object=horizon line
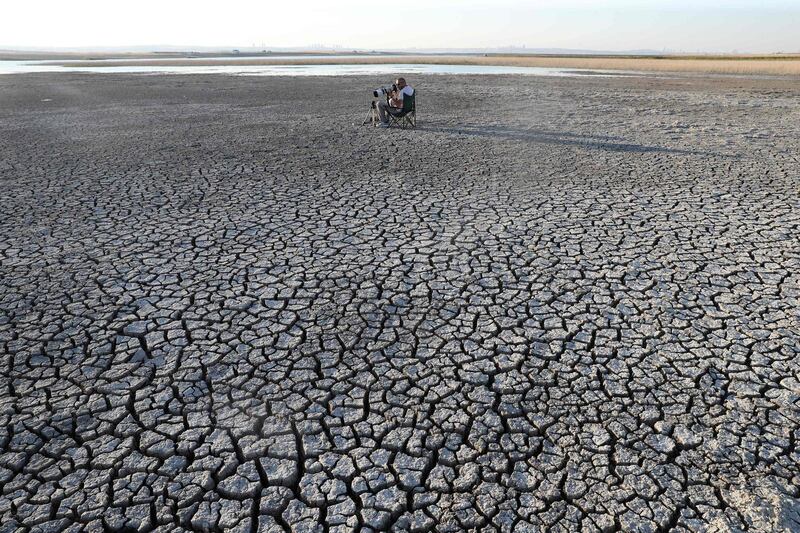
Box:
[3,45,800,57]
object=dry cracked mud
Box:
[0,73,799,532]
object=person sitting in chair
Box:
[376,77,414,128]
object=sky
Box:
[2,0,798,53]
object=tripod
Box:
[363,100,378,126]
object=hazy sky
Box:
[3,0,798,53]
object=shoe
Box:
[378,122,390,128]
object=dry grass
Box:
[48,54,800,76]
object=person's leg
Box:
[376,100,391,124]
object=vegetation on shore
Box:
[40,54,800,76]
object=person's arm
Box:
[392,87,412,107]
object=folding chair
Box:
[388,91,417,129]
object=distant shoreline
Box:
[0,50,394,61]
[13,54,799,77]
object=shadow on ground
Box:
[420,124,721,156]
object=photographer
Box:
[376,77,414,128]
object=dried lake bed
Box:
[0,72,798,531]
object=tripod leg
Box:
[363,104,376,125]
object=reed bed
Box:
[51,54,800,76]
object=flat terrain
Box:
[0,73,799,532]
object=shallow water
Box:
[0,58,638,77]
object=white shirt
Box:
[397,85,414,102]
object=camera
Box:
[373,84,397,98]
